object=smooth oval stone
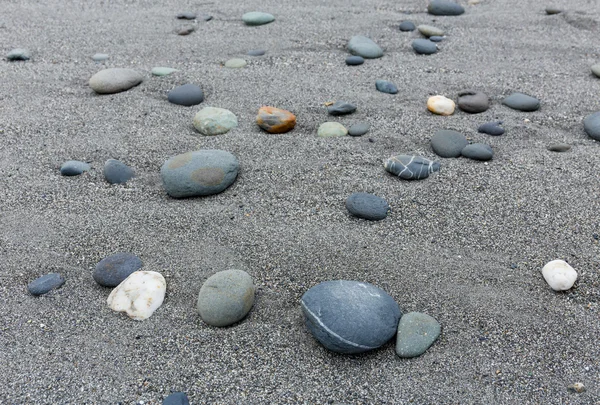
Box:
[395,312,441,358]
[417,24,444,37]
[167,84,204,106]
[152,67,178,76]
[345,193,390,221]
[583,111,600,141]
[93,252,143,287]
[348,122,370,136]
[7,48,30,61]
[376,80,398,94]
[163,392,190,405]
[412,39,437,55]
[197,270,255,327]
[161,150,239,198]
[248,49,266,56]
[318,122,347,138]
[427,95,455,115]
[107,271,166,320]
[542,260,577,291]
[60,160,91,176]
[478,121,504,136]
[457,90,489,113]
[176,12,196,19]
[89,68,143,94]
[431,130,468,158]
[502,92,540,112]
[545,7,562,15]
[176,25,196,35]
[193,107,238,135]
[345,55,364,66]
[199,14,213,21]
[428,0,465,16]
[225,58,246,68]
[328,101,356,116]
[242,12,275,26]
[461,143,493,161]
[256,106,296,133]
[301,280,401,354]
[28,273,65,296]
[399,21,416,31]
[429,36,444,42]
[347,35,383,59]
[547,143,571,152]
[591,63,600,78]
[91,53,109,62]
[384,155,440,180]
[104,159,135,184]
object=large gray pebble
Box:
[412,39,437,55]
[461,143,493,161]
[345,193,390,221]
[28,273,65,296]
[502,92,540,112]
[384,155,440,180]
[89,68,143,94]
[347,35,383,59]
[431,130,468,158]
[197,270,255,327]
[104,159,135,184]
[167,84,204,106]
[428,0,465,16]
[583,111,600,141]
[60,160,90,176]
[93,253,143,287]
[457,90,489,113]
[395,312,441,358]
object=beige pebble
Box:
[427,95,455,116]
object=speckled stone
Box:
[167,84,204,106]
[412,39,437,55]
[93,253,143,287]
[478,121,505,136]
[583,111,600,141]
[376,80,398,94]
[193,107,238,135]
[502,92,540,112]
[347,35,383,59]
[328,101,356,116]
[89,68,143,94]
[345,56,364,66]
[28,273,65,296]
[242,12,275,26]
[197,270,255,327]
[547,143,571,152]
[384,155,440,180]
[395,312,441,358]
[428,0,465,16]
[431,130,468,158]
[461,143,493,161]
[348,122,370,136]
[399,21,416,31]
[318,122,348,138]
[60,160,91,176]
[345,193,390,221]
[104,159,135,184]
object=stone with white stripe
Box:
[384,155,440,180]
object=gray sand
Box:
[1,0,600,403]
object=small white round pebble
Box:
[427,95,455,116]
[542,259,577,291]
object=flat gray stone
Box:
[347,35,383,59]
[248,49,266,56]
[328,101,356,116]
[417,24,444,37]
[395,312,441,358]
[7,48,30,61]
[547,143,571,152]
[502,92,540,112]
[412,39,437,55]
[478,121,504,136]
[399,21,416,31]
[461,143,493,161]
[93,253,143,287]
[346,193,390,220]
[242,12,275,26]
[152,67,178,76]
[431,130,468,158]
[176,12,196,19]
[345,56,364,66]
[592,63,600,78]
[89,68,143,94]
[457,90,489,113]
[384,155,440,180]
[104,159,134,184]
[428,0,465,16]
[376,80,398,94]
[91,53,109,62]
[197,270,255,327]
[583,111,600,141]
[348,122,370,136]
[60,160,90,176]
[167,84,204,106]
[163,392,190,405]
[28,273,65,296]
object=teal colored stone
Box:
[317,122,347,137]
[224,58,246,68]
[197,270,255,327]
[193,107,238,135]
[152,67,178,76]
[242,12,275,26]
[395,312,441,358]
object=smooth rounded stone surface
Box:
[104,159,135,184]
[461,143,493,161]
[545,7,563,15]
[591,63,600,78]
[345,55,364,66]
[417,24,444,37]
[248,49,266,56]
[478,121,505,136]
[176,12,196,19]
[395,312,441,358]
[91,53,109,62]
[193,107,238,135]
[7,48,30,61]
[502,92,540,112]
[199,14,213,21]
[161,150,239,198]
[427,95,455,115]
[412,39,437,55]
[93,253,143,287]
[60,160,90,176]
[347,35,383,59]
[399,21,416,31]
[256,106,296,133]
[28,273,65,296]
[318,122,347,138]
[583,111,600,141]
[429,36,444,42]
[225,58,246,68]
[428,0,465,16]
[328,101,356,116]
[176,25,195,35]
[242,12,275,26]
[300,280,401,354]
[152,67,178,76]
[431,130,468,158]
[107,271,166,320]
[457,90,489,113]
[376,80,398,94]
[384,155,440,180]
[89,68,143,94]
[547,143,571,152]
[348,122,370,136]
[167,84,204,106]
[568,383,586,393]
[345,193,390,221]
[197,270,255,327]
[542,260,577,291]
[163,392,190,405]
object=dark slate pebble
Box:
[28,273,65,296]
[583,111,600,141]
[345,56,364,66]
[384,155,440,180]
[428,0,465,16]
[348,122,370,136]
[93,253,143,287]
[457,90,489,113]
[429,36,444,42]
[375,80,398,94]
[60,160,91,176]
[167,84,204,106]
[547,143,571,152]
[412,39,437,55]
[346,192,390,221]
[431,130,468,158]
[478,121,505,136]
[328,101,356,116]
[104,159,135,184]
[461,143,493,161]
[176,12,196,19]
[502,92,540,112]
[399,21,416,31]
[248,49,266,56]
[163,392,190,405]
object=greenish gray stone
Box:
[152,67,178,76]
[224,58,247,68]
[395,312,441,358]
[7,48,30,61]
[347,35,383,59]
[317,122,347,137]
[242,12,275,26]
[193,107,238,135]
[89,68,143,94]
[197,270,255,327]
[591,63,600,78]
[417,25,444,37]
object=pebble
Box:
[542,260,577,291]
[28,273,65,296]
[478,121,505,136]
[417,24,444,37]
[7,48,30,61]
[60,160,90,176]
[193,107,238,135]
[429,36,444,42]
[197,270,255,327]
[461,143,493,161]
[545,7,563,15]
[328,101,356,116]
[345,193,390,221]
[317,122,348,138]
[242,12,275,26]
[93,253,143,287]
[399,21,416,31]
[547,143,571,152]
[345,55,364,66]
[199,14,213,21]
[152,67,178,76]
[248,49,266,56]
[395,312,441,358]
[457,90,489,113]
[300,280,401,354]
[107,271,166,320]
[161,150,239,198]
[347,35,383,59]
[348,122,370,136]
[431,130,468,158]
[591,63,600,78]
[176,12,196,19]
[412,39,438,55]
[428,0,465,16]
[89,68,143,94]
[167,84,204,106]
[163,392,190,405]
[583,111,600,141]
[427,95,455,115]
[224,58,246,68]
[384,155,440,180]
[375,80,398,94]
[91,53,109,62]
[176,25,196,35]
[104,159,135,184]
[256,106,296,133]
[502,92,540,112]
[567,383,586,393]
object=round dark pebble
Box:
[412,39,437,55]
[345,56,364,66]
[478,121,505,136]
[431,130,468,158]
[93,252,143,287]
[248,49,266,56]
[348,122,370,137]
[547,143,571,152]
[328,101,357,116]
[399,21,416,31]
[60,160,90,176]
[28,273,65,296]
[461,143,493,161]
[167,83,204,106]
[346,193,390,220]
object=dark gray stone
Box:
[248,49,266,56]
[478,121,505,136]
[384,155,440,180]
[167,84,204,106]
[199,14,213,21]
[301,280,401,354]
[104,159,135,184]
[547,143,571,152]
[502,92,540,112]
[347,35,383,59]
[348,122,370,136]
[461,143,493,161]
[395,312,441,358]
[412,39,437,55]
[346,193,390,221]
[375,80,398,94]
[197,270,255,327]
[7,48,30,61]
[583,111,600,141]
[345,56,364,66]
[60,160,91,176]
[399,21,416,31]
[429,36,444,42]
[163,392,190,405]
[176,12,196,19]
[431,130,468,158]
[176,25,196,35]
[28,273,65,296]
[545,7,562,15]
[457,90,489,113]
[93,253,143,287]
[428,0,465,16]
[328,101,356,116]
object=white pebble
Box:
[427,95,455,116]
[542,260,577,291]
[107,271,166,320]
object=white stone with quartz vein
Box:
[107,271,166,320]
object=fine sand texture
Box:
[1,0,600,403]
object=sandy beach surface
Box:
[1,0,600,403]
